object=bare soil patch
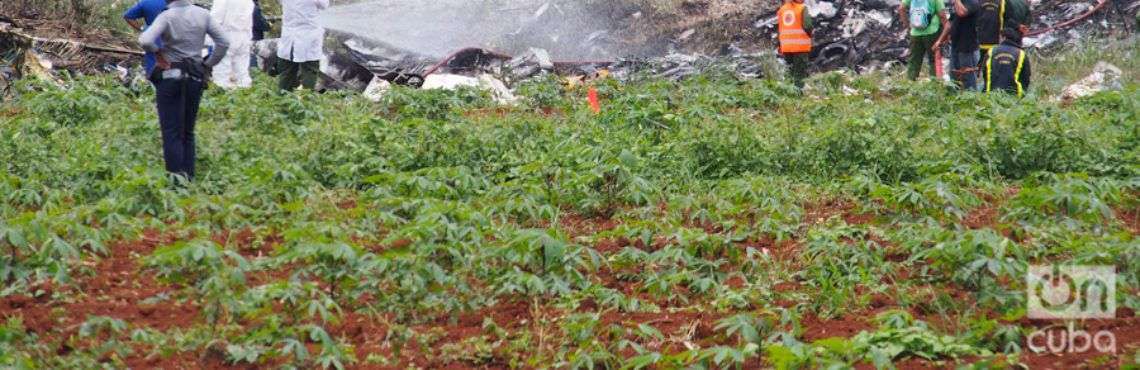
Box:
[800,313,874,342]
[1117,206,1140,235]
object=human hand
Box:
[156,53,171,70]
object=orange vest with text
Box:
[778,3,812,54]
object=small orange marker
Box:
[934,47,945,81]
[587,86,601,114]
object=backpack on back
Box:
[910,0,933,29]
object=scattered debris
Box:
[1,17,139,69]
[4,0,1134,100]
[753,0,908,72]
[422,73,518,104]
[1023,33,1060,49]
[677,29,697,42]
[807,0,840,19]
[0,65,14,96]
[1060,61,1124,103]
[362,77,391,102]
[607,52,771,81]
[502,47,556,83]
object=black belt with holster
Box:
[149,59,209,87]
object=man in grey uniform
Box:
[139,0,229,182]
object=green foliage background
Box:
[0,38,1137,369]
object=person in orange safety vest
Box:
[777,0,813,88]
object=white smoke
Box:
[319,0,623,60]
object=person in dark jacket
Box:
[253,0,271,41]
[984,29,1030,98]
[251,0,271,70]
[976,0,1030,53]
[934,0,981,90]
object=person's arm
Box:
[899,0,912,37]
[1020,54,1030,92]
[934,16,953,50]
[933,10,951,48]
[954,0,969,17]
[802,7,814,36]
[125,18,143,31]
[139,15,169,69]
[123,3,145,31]
[899,4,909,27]
[138,15,167,54]
[204,17,231,67]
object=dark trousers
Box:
[155,77,205,181]
[277,57,319,91]
[783,53,810,88]
[907,33,939,80]
[950,49,980,91]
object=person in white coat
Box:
[210,0,255,89]
[277,0,329,91]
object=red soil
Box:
[800,313,875,342]
[0,233,198,333]
[0,231,204,368]
[803,199,876,226]
[1014,308,1140,369]
[210,227,268,257]
[559,213,620,238]
[963,205,999,230]
[595,235,670,254]
[599,310,724,347]
[1117,207,1139,235]
[739,237,801,262]
[337,199,358,210]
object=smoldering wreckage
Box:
[1,0,1137,100]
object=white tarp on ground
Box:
[422,73,519,104]
[364,73,518,104]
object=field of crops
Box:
[1,43,1138,369]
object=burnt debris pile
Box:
[750,0,1136,72]
[754,0,906,71]
[310,0,1136,91]
[1,0,1136,91]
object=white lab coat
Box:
[277,0,329,63]
[210,0,255,88]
